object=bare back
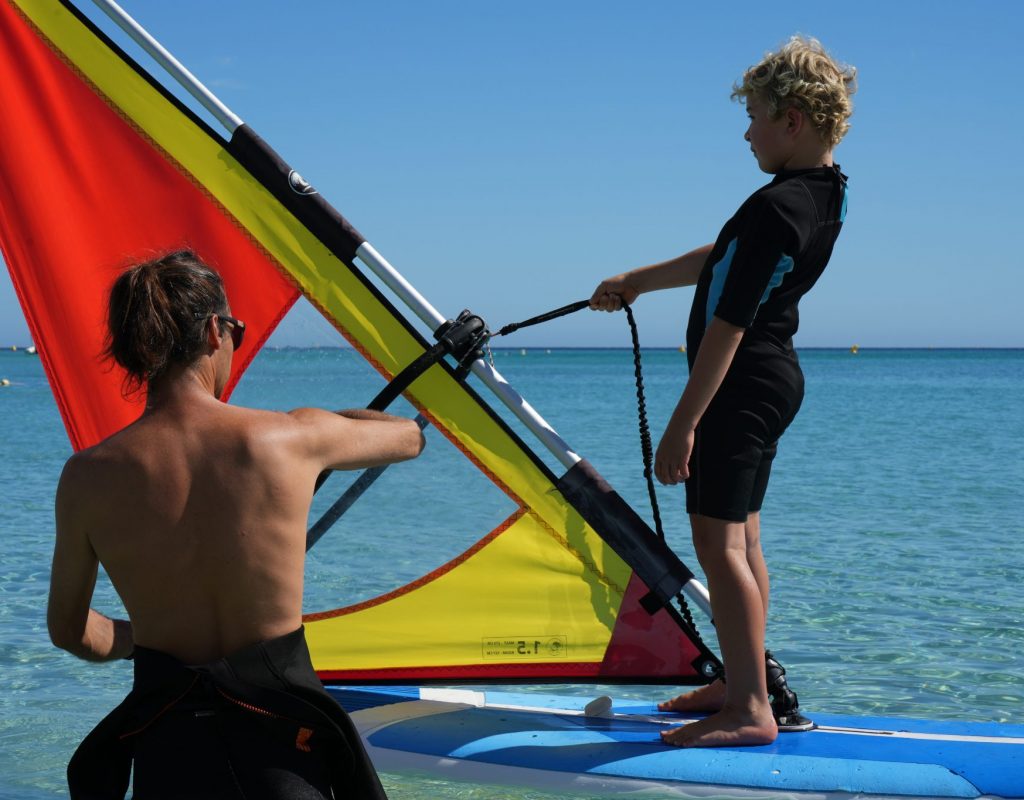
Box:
[54,389,423,665]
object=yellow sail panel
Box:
[306,511,630,677]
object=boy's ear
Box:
[785,106,805,136]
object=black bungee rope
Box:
[493,299,706,642]
[496,302,835,706]
[493,298,707,654]
[621,303,666,543]
[494,299,591,338]
[493,298,665,542]
[310,299,666,541]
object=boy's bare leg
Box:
[659,512,768,714]
[660,514,777,747]
[744,511,770,620]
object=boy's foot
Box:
[659,705,777,748]
[657,678,727,713]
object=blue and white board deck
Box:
[328,686,1024,799]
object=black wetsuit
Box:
[67,627,387,800]
[685,165,848,522]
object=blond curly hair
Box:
[732,36,857,147]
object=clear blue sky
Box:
[2,0,1022,348]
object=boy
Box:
[590,36,856,748]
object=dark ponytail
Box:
[104,250,228,394]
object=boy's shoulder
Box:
[760,170,820,202]
[754,169,842,222]
[736,174,813,225]
[726,170,843,245]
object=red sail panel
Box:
[599,573,708,677]
[0,0,299,451]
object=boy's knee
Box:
[690,515,747,562]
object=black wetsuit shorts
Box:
[685,347,804,522]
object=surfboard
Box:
[329,686,1024,799]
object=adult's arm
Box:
[48,460,133,661]
[288,407,425,472]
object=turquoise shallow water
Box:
[1,347,1022,799]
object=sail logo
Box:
[482,636,567,659]
[288,170,317,196]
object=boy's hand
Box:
[655,418,694,485]
[589,275,640,311]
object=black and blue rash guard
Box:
[683,165,848,522]
[687,165,848,365]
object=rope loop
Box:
[495,297,705,640]
[496,298,666,541]
[621,301,665,541]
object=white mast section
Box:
[90,0,243,132]
[86,0,711,619]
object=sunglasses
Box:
[217,314,246,349]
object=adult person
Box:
[48,250,424,798]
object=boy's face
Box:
[744,96,794,174]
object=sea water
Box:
[1,347,1022,799]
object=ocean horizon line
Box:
[254,345,1024,352]
[3,344,1021,355]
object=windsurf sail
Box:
[0,0,721,684]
